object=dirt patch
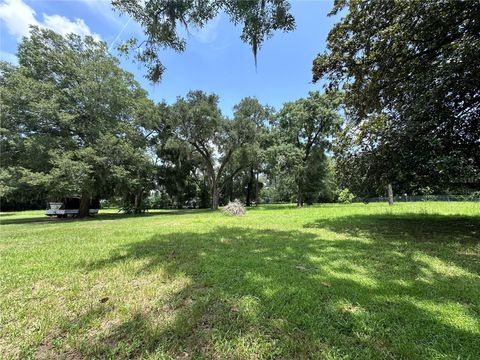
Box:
[36,333,84,360]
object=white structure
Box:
[45,198,99,217]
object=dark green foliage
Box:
[156,138,200,208]
[314,0,480,196]
[160,91,261,209]
[0,28,156,214]
[302,148,333,204]
[269,91,342,206]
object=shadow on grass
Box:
[41,217,480,359]
[248,204,299,211]
[0,216,57,225]
[248,203,347,211]
[0,209,213,226]
[304,213,480,244]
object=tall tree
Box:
[273,91,342,206]
[232,97,273,206]
[313,0,480,194]
[156,137,200,208]
[0,27,155,216]
[112,0,295,81]
[168,91,256,209]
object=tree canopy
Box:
[0,28,339,212]
[165,91,259,209]
[3,0,478,212]
[0,27,156,215]
[313,0,480,195]
[269,91,342,206]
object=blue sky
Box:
[0,0,339,116]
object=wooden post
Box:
[387,183,394,206]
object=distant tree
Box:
[101,128,157,214]
[112,0,295,82]
[168,91,257,210]
[263,142,302,203]
[302,147,332,204]
[232,97,273,206]
[272,91,342,206]
[319,157,338,203]
[313,0,480,195]
[156,137,200,208]
[333,114,396,197]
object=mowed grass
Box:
[1,202,479,359]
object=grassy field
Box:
[1,202,479,359]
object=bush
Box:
[419,186,436,201]
[222,199,246,216]
[338,188,355,204]
[467,191,480,201]
[120,201,146,214]
[144,192,173,209]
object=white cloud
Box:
[0,0,100,39]
[191,14,221,44]
[0,0,38,37]
[43,14,100,40]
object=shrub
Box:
[419,186,436,201]
[338,188,355,204]
[222,199,246,216]
[467,191,480,201]
[120,201,146,214]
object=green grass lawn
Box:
[1,202,479,359]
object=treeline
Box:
[0,28,341,214]
[2,1,479,215]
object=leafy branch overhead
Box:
[112,0,295,82]
[313,0,480,195]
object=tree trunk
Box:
[78,193,90,218]
[297,187,303,207]
[212,183,220,210]
[134,191,144,213]
[246,167,253,206]
[134,194,139,210]
[176,194,182,209]
[297,194,303,207]
[297,178,303,207]
[255,172,259,205]
[246,182,251,206]
[387,183,394,206]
